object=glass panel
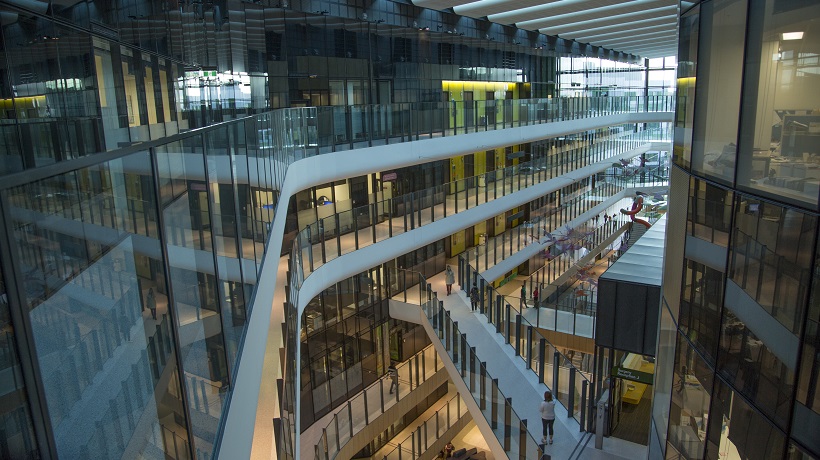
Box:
[690,0,746,183]
[717,296,795,429]
[666,331,712,460]
[8,151,189,458]
[706,378,786,460]
[156,137,227,457]
[649,300,676,458]
[0,246,40,458]
[736,0,820,209]
[687,178,733,246]
[729,196,814,334]
[679,259,723,365]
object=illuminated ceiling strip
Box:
[454,0,563,17]
[561,23,676,43]
[541,6,678,35]
[512,0,672,29]
[552,16,678,40]
[591,32,679,46]
[412,0,475,9]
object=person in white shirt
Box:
[540,390,556,444]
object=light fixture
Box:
[782,31,803,40]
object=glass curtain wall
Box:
[655,0,820,459]
[0,108,301,458]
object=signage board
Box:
[611,366,654,385]
[382,172,397,181]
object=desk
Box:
[622,381,647,405]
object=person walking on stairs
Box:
[540,390,556,445]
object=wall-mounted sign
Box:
[382,172,397,181]
[611,366,654,385]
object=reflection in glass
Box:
[0,255,40,458]
[666,331,712,459]
[690,0,746,183]
[706,378,786,460]
[736,0,820,209]
[8,151,189,458]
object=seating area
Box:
[450,447,487,460]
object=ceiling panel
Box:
[558,21,677,42]
[413,0,680,59]
[538,8,677,36]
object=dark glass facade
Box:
[653,0,820,458]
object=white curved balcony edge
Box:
[218,111,673,459]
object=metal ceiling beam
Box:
[454,0,562,18]
[556,15,678,40]
[595,39,678,57]
[539,9,677,37]
[412,0,476,9]
[613,42,678,55]
[512,0,671,29]
[590,31,677,46]
[560,22,676,42]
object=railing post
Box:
[526,326,533,370]
[538,339,546,384]
[445,318,452,354]
[364,389,369,426]
[458,257,465,291]
[515,314,522,356]
[491,378,499,429]
[520,419,528,460]
[480,362,487,410]
[479,277,486,315]
[452,321,458,364]
[504,397,512,451]
[460,334,467,377]
[495,297,502,334]
[320,428,328,460]
[415,353,420,388]
[437,301,444,335]
[581,380,588,432]
[470,346,476,393]
[569,367,576,418]
[553,351,560,397]
[380,379,385,413]
[348,401,354,439]
[334,415,340,453]
[505,304,511,344]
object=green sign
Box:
[611,366,654,385]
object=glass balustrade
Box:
[292,127,669,279]
[380,394,467,460]
[314,344,441,460]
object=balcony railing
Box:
[379,393,467,460]
[314,344,442,460]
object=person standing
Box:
[540,390,556,445]
[388,364,399,394]
[520,284,527,309]
[444,266,455,295]
[443,441,455,458]
[147,288,157,320]
[532,286,539,308]
[469,284,479,311]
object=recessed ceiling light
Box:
[782,32,804,40]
